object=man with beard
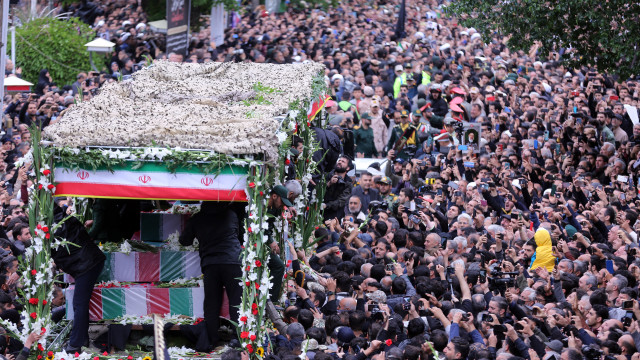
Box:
[345,196,367,221]
[323,156,353,221]
[376,176,396,208]
[522,239,537,269]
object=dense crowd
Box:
[1,0,640,359]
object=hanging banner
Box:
[53,163,248,201]
[166,0,191,55]
[210,4,225,47]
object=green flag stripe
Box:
[101,288,125,319]
[160,252,185,281]
[55,162,248,175]
[170,288,193,316]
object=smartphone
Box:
[514,323,524,331]
[493,325,507,335]
[504,162,510,169]
[573,106,577,113]
[533,139,539,149]
[618,175,629,183]
[551,184,557,196]
[386,263,395,271]
[544,130,549,141]
[437,189,443,196]
[606,259,615,274]
[458,145,468,151]
[623,300,634,309]
[479,270,486,283]
[464,161,475,168]
[562,182,571,189]
[482,314,494,322]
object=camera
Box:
[582,344,603,360]
[367,303,381,313]
[446,266,455,275]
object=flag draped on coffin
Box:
[53,162,248,201]
[64,285,229,320]
[100,251,202,282]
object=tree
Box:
[10,17,94,86]
[445,0,640,80]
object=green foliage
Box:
[11,17,95,86]
[142,0,240,31]
[445,0,640,79]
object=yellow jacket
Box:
[530,228,556,272]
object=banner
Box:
[166,0,191,55]
[54,162,248,201]
[210,4,225,47]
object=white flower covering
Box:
[43,61,324,164]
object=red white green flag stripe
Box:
[53,163,248,201]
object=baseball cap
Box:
[271,185,293,207]
[395,64,403,72]
[544,340,563,353]
[376,176,391,185]
[336,327,355,346]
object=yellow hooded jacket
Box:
[530,228,556,272]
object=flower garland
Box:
[52,146,259,175]
[238,166,272,359]
[113,314,203,326]
[1,127,59,354]
[162,231,199,251]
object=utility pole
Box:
[0,0,9,107]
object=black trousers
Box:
[69,260,104,348]
[202,264,242,348]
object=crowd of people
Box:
[1,0,640,359]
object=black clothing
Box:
[52,205,106,278]
[179,203,242,266]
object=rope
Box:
[15,31,88,73]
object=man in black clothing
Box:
[51,204,105,353]
[179,202,243,350]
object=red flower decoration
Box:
[250,334,256,341]
[47,184,55,190]
[74,352,79,358]
[385,339,392,346]
[103,352,108,356]
[315,226,319,230]
[285,159,290,165]
[246,266,251,272]
[255,260,262,267]
[42,226,49,233]
[127,356,132,360]
[37,355,43,360]
[286,260,292,266]
[307,121,311,127]
[42,300,47,305]
[41,327,46,334]
[240,331,249,339]
[245,281,250,286]
[247,227,252,233]
[247,344,254,354]
[240,316,248,323]
[259,191,264,196]
[252,309,259,315]
[248,182,256,188]
[30,312,37,319]
[94,357,99,360]
[29,298,38,305]
[252,303,258,309]
[31,269,37,276]
[43,169,51,176]
[37,224,42,230]
[48,351,54,357]
[38,184,43,190]
[37,344,44,351]
[306,206,310,211]
[255,283,260,290]
[45,233,50,239]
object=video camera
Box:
[488,270,519,294]
[368,200,388,215]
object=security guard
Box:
[386,110,418,160]
[376,176,397,209]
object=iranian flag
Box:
[54,162,248,201]
[67,286,208,320]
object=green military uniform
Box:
[353,123,378,158]
[387,112,418,160]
